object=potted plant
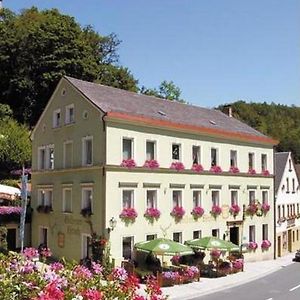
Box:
[144,207,161,222]
[191,164,204,172]
[143,160,159,169]
[81,207,92,217]
[248,168,256,175]
[261,240,271,250]
[246,202,258,216]
[261,203,270,215]
[247,241,258,251]
[170,206,185,221]
[170,162,185,171]
[229,204,240,217]
[119,207,138,224]
[210,165,222,173]
[191,206,204,220]
[120,159,136,168]
[210,205,222,218]
[262,170,270,176]
[229,166,240,173]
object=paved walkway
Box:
[160,253,295,300]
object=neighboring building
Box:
[31,76,277,264]
[275,152,300,257]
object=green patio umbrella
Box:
[134,238,194,256]
[185,236,239,252]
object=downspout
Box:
[273,146,277,260]
[101,113,107,238]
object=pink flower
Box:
[246,202,258,216]
[50,262,64,272]
[229,166,239,173]
[170,206,185,219]
[191,164,204,172]
[143,160,159,169]
[119,208,138,222]
[40,247,52,258]
[191,206,204,218]
[210,249,221,258]
[170,162,185,171]
[0,206,23,215]
[210,205,222,217]
[36,281,64,300]
[210,165,222,173]
[120,159,136,168]
[232,259,244,270]
[144,208,161,220]
[248,168,256,175]
[248,241,258,250]
[229,204,240,216]
[261,203,270,214]
[73,265,92,279]
[262,170,270,176]
[23,247,39,260]
[81,289,103,300]
[91,262,103,275]
[261,240,271,249]
[112,266,128,281]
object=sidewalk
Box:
[161,253,295,300]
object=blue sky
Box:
[5,0,300,108]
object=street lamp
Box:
[108,217,117,233]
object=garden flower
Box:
[191,206,204,218]
[229,204,240,216]
[37,281,64,300]
[73,265,93,279]
[112,266,128,282]
[246,202,258,216]
[229,166,240,173]
[144,207,161,221]
[248,241,258,250]
[170,206,185,219]
[50,262,64,272]
[210,165,222,173]
[120,159,136,168]
[191,164,204,172]
[119,207,138,222]
[210,205,222,217]
[23,247,39,260]
[261,240,271,249]
[91,262,103,275]
[170,162,185,171]
[248,168,256,175]
[81,289,103,300]
[210,249,221,258]
[40,247,52,258]
[261,203,270,214]
[0,206,22,215]
[262,170,270,176]
[143,159,159,169]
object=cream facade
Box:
[31,77,276,265]
[275,153,300,257]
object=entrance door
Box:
[230,227,239,245]
[277,236,281,257]
[7,228,16,251]
[288,230,292,252]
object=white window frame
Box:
[39,226,49,246]
[38,189,53,208]
[262,190,268,205]
[122,235,134,260]
[193,230,202,239]
[81,233,91,259]
[122,189,134,209]
[192,145,201,165]
[211,147,218,166]
[63,140,73,168]
[193,190,202,207]
[248,152,255,170]
[146,234,157,241]
[65,104,75,124]
[62,188,72,213]
[146,140,156,160]
[81,187,93,212]
[261,154,267,172]
[231,190,238,206]
[82,136,93,166]
[230,150,237,167]
[212,190,220,206]
[173,232,182,243]
[249,190,256,203]
[172,190,182,207]
[38,146,46,170]
[52,109,61,128]
[172,143,181,161]
[122,137,134,160]
[146,190,158,209]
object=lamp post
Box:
[108,217,117,234]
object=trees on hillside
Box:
[218,101,300,163]
[0,7,139,126]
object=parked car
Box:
[293,250,300,262]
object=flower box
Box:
[170,206,185,220]
[229,166,240,173]
[247,241,258,250]
[120,159,136,168]
[261,240,271,250]
[37,205,52,214]
[143,159,159,169]
[246,202,258,216]
[261,203,270,214]
[191,206,204,219]
[119,207,138,223]
[191,164,204,172]
[170,162,185,171]
[262,170,270,176]
[210,165,222,173]
[210,249,221,259]
[229,204,240,217]
[144,207,161,222]
[248,168,256,175]
[210,205,222,217]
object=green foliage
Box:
[0,119,31,171]
[0,7,138,126]
[0,179,20,188]
[218,101,300,163]
[0,104,12,121]
[0,227,7,251]
[141,80,185,103]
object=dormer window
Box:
[53,109,61,128]
[65,104,74,124]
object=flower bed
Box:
[0,248,167,299]
[120,159,136,168]
[170,206,185,220]
[261,240,271,250]
[229,166,240,173]
[170,162,185,171]
[119,207,138,223]
[191,206,204,219]
[143,159,159,169]
[210,205,222,217]
[144,207,161,222]
[210,249,221,259]
[210,165,222,173]
[229,204,240,217]
[248,241,258,251]
[191,164,204,172]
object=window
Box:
[289,159,292,171]
[81,234,91,259]
[38,189,53,209]
[146,190,157,208]
[38,147,46,170]
[230,150,237,167]
[292,179,295,193]
[262,191,268,205]
[65,104,74,124]
[146,141,156,160]
[297,204,299,215]
[146,234,157,241]
[211,148,218,166]
[277,206,281,220]
[64,141,73,168]
[193,191,201,207]
[212,229,219,238]
[262,224,268,240]
[231,191,238,206]
[192,146,201,164]
[172,190,182,207]
[82,188,93,211]
[123,190,134,208]
[82,137,93,166]
[212,191,219,206]
[122,236,134,259]
[282,205,285,218]
[261,154,267,172]
[248,153,255,170]
[63,188,72,213]
[286,178,290,193]
[173,232,182,243]
[249,225,255,242]
[172,144,181,160]
[39,227,48,246]
[193,230,202,239]
[53,109,61,128]
[47,145,54,169]
[123,138,133,160]
[249,191,255,203]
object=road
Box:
[191,262,300,300]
